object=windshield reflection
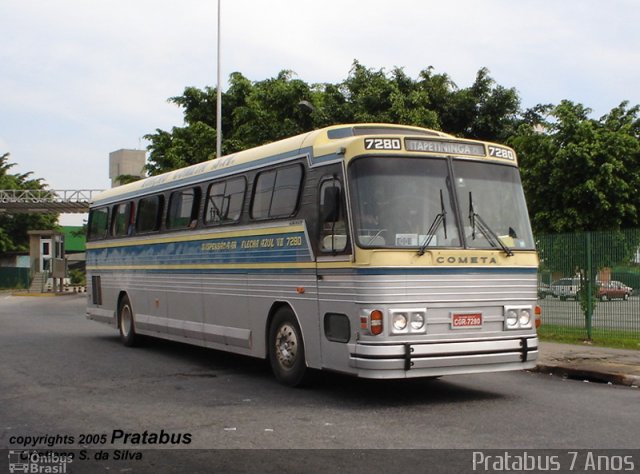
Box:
[349,157,535,251]
[454,160,534,250]
[350,157,460,249]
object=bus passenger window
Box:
[206,182,226,224]
[136,195,163,233]
[87,207,109,241]
[111,203,131,237]
[319,179,347,253]
[205,177,246,225]
[270,166,302,217]
[251,165,303,219]
[167,188,201,230]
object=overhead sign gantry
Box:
[0,189,103,214]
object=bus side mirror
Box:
[321,186,341,223]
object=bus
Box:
[86,123,539,386]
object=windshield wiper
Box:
[418,189,447,256]
[468,191,514,257]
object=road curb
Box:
[534,364,640,387]
[10,291,80,297]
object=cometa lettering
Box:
[436,256,498,264]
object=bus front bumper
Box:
[348,336,538,379]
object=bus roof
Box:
[91,123,495,206]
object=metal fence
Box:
[537,229,640,342]
[0,267,30,289]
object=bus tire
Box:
[118,294,138,347]
[268,307,308,387]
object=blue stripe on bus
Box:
[88,265,536,276]
[338,267,537,276]
[89,267,317,275]
[86,231,312,267]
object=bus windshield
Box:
[350,157,461,249]
[453,160,535,251]
[349,157,535,251]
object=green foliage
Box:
[143,61,640,242]
[115,174,143,185]
[144,62,521,174]
[144,122,217,176]
[0,153,58,253]
[510,101,640,233]
[538,325,640,350]
[538,230,640,277]
[69,268,86,286]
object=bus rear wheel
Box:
[118,295,138,347]
[268,307,308,387]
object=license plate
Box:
[451,312,483,329]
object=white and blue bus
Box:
[86,124,539,386]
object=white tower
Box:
[109,149,146,187]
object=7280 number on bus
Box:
[364,138,401,150]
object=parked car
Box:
[597,281,632,301]
[537,283,554,299]
[550,278,580,300]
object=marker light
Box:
[370,310,384,336]
[535,305,542,328]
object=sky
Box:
[1,0,639,225]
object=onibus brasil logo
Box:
[7,450,72,473]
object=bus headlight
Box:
[504,306,533,330]
[411,313,425,331]
[393,313,408,331]
[390,308,427,334]
[505,309,519,329]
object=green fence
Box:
[0,267,30,289]
[536,229,640,345]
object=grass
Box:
[538,324,640,351]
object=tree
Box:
[0,153,58,253]
[446,67,520,141]
[510,100,640,234]
[145,122,217,176]
[144,62,523,174]
[513,102,640,339]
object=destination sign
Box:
[405,138,485,157]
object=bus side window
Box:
[319,178,347,253]
[167,187,201,230]
[87,207,109,241]
[111,202,131,237]
[204,177,246,226]
[251,165,303,220]
[136,195,163,234]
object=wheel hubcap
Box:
[121,305,132,337]
[275,323,297,369]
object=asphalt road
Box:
[1,294,639,473]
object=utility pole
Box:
[216,0,222,159]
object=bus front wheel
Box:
[118,295,138,347]
[268,307,308,387]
